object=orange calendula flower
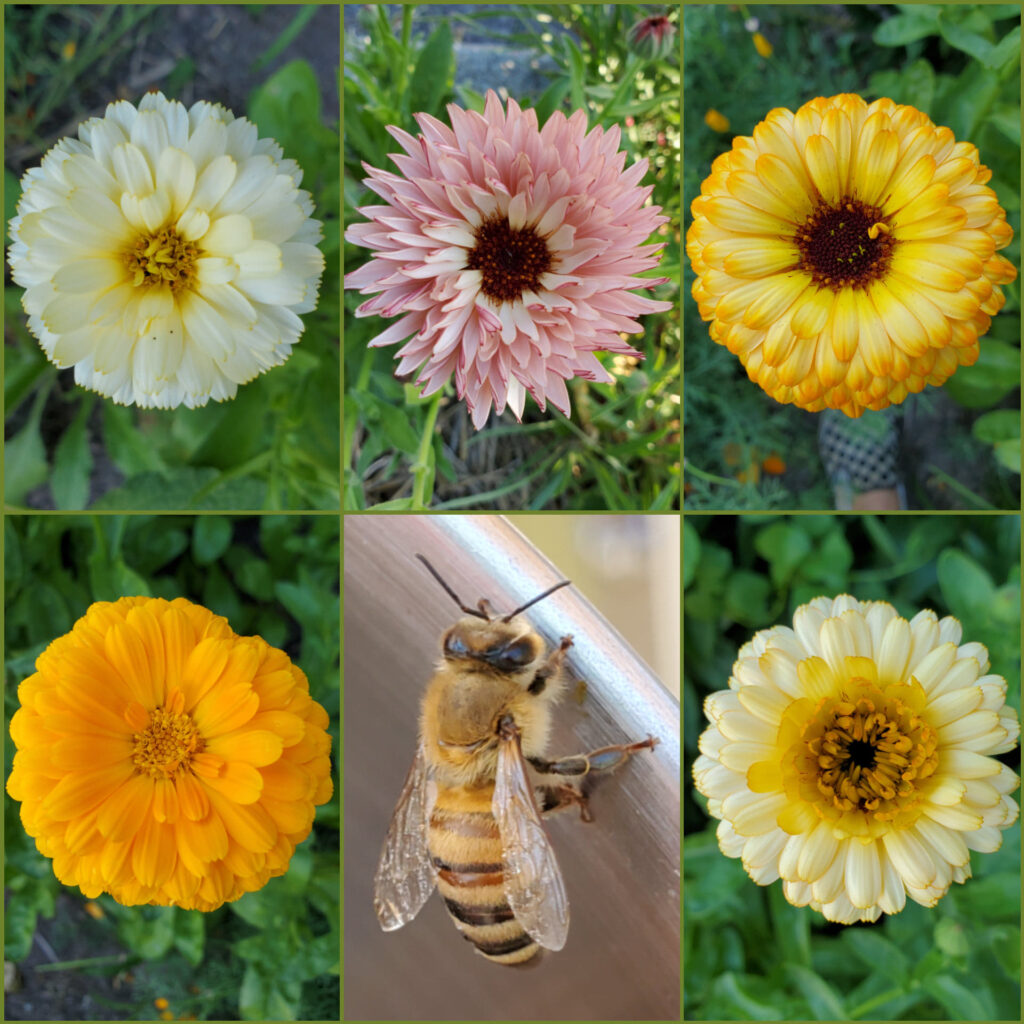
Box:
[6,597,334,911]
[752,31,773,58]
[704,108,730,133]
[687,94,1017,417]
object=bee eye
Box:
[491,640,533,672]
[444,634,468,657]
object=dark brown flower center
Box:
[125,227,198,294]
[796,198,895,290]
[466,216,552,303]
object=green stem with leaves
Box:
[410,391,441,509]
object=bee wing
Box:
[373,743,437,931]
[494,729,570,951]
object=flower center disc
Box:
[131,706,204,778]
[796,198,895,290]
[466,216,552,303]
[125,227,198,294]
[794,680,938,823]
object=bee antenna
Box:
[502,579,571,622]
[415,554,490,621]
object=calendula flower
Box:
[7,92,324,409]
[345,91,670,429]
[693,595,1019,924]
[6,597,333,911]
[704,109,730,133]
[687,94,1017,417]
[752,31,773,58]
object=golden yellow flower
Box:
[704,108,731,133]
[693,595,1019,924]
[687,94,1017,416]
[6,597,333,911]
[752,31,773,58]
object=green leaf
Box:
[783,963,845,1020]
[683,520,701,588]
[172,910,205,966]
[116,907,175,959]
[988,104,1022,146]
[873,8,941,46]
[937,548,996,616]
[931,975,991,1020]
[943,339,1020,408]
[192,516,233,564]
[350,391,420,455]
[51,397,95,509]
[4,420,48,507]
[407,22,454,119]
[754,521,812,587]
[994,437,1020,473]
[973,408,1020,445]
[239,964,301,1021]
[723,570,773,627]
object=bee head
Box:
[441,615,546,678]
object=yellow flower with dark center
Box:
[687,94,1017,417]
[693,595,1019,924]
[6,597,334,911]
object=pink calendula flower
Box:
[345,91,671,429]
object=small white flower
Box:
[8,92,325,409]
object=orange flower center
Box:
[125,227,198,294]
[466,216,553,303]
[791,681,938,823]
[130,705,205,778]
[796,197,895,291]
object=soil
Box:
[4,893,136,1021]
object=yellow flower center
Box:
[788,679,938,825]
[795,197,895,290]
[130,703,204,778]
[125,227,198,294]
[466,216,553,304]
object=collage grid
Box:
[0,3,1020,1024]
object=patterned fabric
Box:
[818,408,901,493]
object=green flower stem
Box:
[684,460,742,488]
[35,954,128,973]
[410,391,442,509]
[848,986,906,1020]
[343,345,376,473]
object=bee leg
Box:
[527,635,573,696]
[529,737,657,820]
[528,735,657,778]
[537,783,593,823]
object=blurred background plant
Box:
[684,4,1021,510]
[683,513,1021,1019]
[344,3,679,510]
[4,514,339,1021]
[4,5,340,511]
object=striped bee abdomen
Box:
[428,784,540,965]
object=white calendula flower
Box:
[693,595,1019,924]
[7,92,324,408]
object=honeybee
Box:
[374,555,657,966]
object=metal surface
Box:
[344,515,680,1021]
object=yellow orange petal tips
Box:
[687,94,1017,416]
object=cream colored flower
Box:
[7,92,324,408]
[693,595,1019,924]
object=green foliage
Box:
[4,515,339,1021]
[4,7,339,511]
[344,4,679,510]
[684,514,1021,1020]
[684,4,1021,509]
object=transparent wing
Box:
[494,727,570,950]
[373,743,437,931]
